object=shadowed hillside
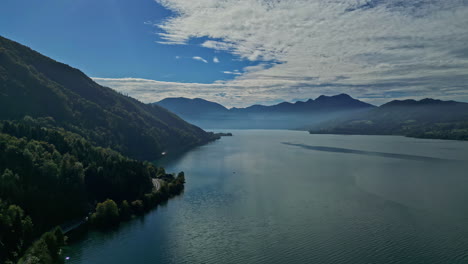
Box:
[308,98,468,140]
[0,36,218,160]
[157,97,229,117]
[0,36,219,263]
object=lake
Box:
[64,130,468,263]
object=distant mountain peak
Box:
[315,93,352,101]
[315,95,330,101]
[155,97,228,117]
[382,98,461,107]
[336,93,353,99]
[309,94,374,109]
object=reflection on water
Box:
[65,131,468,264]
[281,142,451,162]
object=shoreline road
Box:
[152,178,161,192]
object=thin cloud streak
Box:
[192,56,208,63]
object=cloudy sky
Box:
[2,0,468,107]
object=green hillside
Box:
[0,36,219,263]
[0,36,218,160]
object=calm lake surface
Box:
[65,130,468,264]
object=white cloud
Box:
[192,56,208,63]
[222,71,241,75]
[213,56,220,63]
[93,75,468,108]
[151,0,468,104]
[97,0,468,106]
[202,40,235,51]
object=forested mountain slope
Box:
[0,36,214,263]
[0,118,186,263]
[0,36,218,160]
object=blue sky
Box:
[1,0,468,107]
[0,0,255,83]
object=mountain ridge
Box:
[0,35,218,160]
[154,94,375,129]
[308,98,468,140]
[156,93,375,114]
[157,97,229,117]
[381,98,460,108]
[155,95,468,139]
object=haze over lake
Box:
[65,130,468,264]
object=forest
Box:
[0,36,217,263]
[0,118,185,263]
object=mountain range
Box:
[155,94,375,129]
[231,94,374,113]
[308,98,468,140]
[156,96,468,140]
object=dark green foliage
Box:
[158,172,185,197]
[0,36,218,160]
[101,172,188,221]
[134,173,185,213]
[0,36,192,262]
[130,200,144,216]
[176,172,185,184]
[119,200,131,221]
[0,131,87,231]
[0,119,171,260]
[0,118,157,228]
[90,199,120,227]
[156,167,166,177]
[309,99,468,140]
[216,132,233,137]
[0,118,188,259]
[17,227,65,264]
[0,200,34,263]
[169,172,186,194]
